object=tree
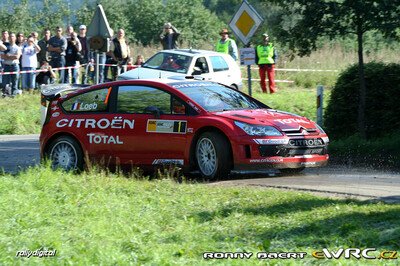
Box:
[264,0,400,138]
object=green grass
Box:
[0,92,41,135]
[0,166,399,265]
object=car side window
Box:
[62,87,111,112]
[210,56,229,72]
[194,57,209,73]
[117,85,171,114]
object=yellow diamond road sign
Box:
[229,0,264,45]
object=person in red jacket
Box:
[255,33,278,94]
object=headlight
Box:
[235,121,282,136]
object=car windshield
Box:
[171,82,265,112]
[143,52,192,74]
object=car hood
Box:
[118,67,185,80]
[213,109,317,130]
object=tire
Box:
[280,168,305,175]
[195,132,231,180]
[46,136,83,171]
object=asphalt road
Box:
[1,134,399,203]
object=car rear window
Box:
[61,87,111,112]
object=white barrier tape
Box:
[0,64,88,75]
[243,78,294,83]
[241,66,338,72]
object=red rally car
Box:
[40,79,329,179]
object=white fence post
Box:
[317,85,324,126]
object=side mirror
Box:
[191,66,202,75]
[144,106,161,118]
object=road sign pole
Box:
[317,85,324,126]
[95,52,99,84]
[247,64,252,96]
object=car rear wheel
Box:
[195,132,231,180]
[47,136,83,171]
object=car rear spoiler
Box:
[41,83,90,101]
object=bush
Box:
[325,62,400,139]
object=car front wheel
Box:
[195,132,231,180]
[46,136,83,171]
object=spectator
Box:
[36,61,56,86]
[1,32,22,95]
[255,33,278,94]
[48,26,67,83]
[65,25,74,38]
[134,54,145,66]
[65,32,81,83]
[0,30,10,92]
[37,28,51,65]
[16,32,25,47]
[126,57,135,71]
[21,36,40,93]
[159,22,180,50]
[215,28,238,61]
[77,25,89,83]
[30,32,39,44]
[107,28,130,80]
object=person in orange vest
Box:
[255,33,278,93]
[215,28,238,61]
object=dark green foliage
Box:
[325,62,400,139]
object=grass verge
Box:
[0,166,399,265]
[0,92,41,135]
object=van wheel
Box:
[195,132,231,180]
[46,136,83,171]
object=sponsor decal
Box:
[322,136,329,143]
[254,139,289,145]
[51,105,59,111]
[152,159,184,165]
[187,100,200,112]
[52,112,60,118]
[300,161,316,166]
[274,118,311,124]
[288,138,323,147]
[249,158,283,163]
[147,119,187,134]
[56,118,135,129]
[187,128,194,133]
[71,101,98,111]
[51,100,58,106]
[172,82,211,89]
[87,133,123,144]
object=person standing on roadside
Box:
[77,25,89,84]
[1,32,22,95]
[21,36,40,93]
[37,28,51,65]
[0,30,10,92]
[215,28,238,61]
[48,26,67,83]
[255,33,278,94]
[159,22,180,50]
[107,28,130,80]
[65,32,82,84]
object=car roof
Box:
[160,49,225,57]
